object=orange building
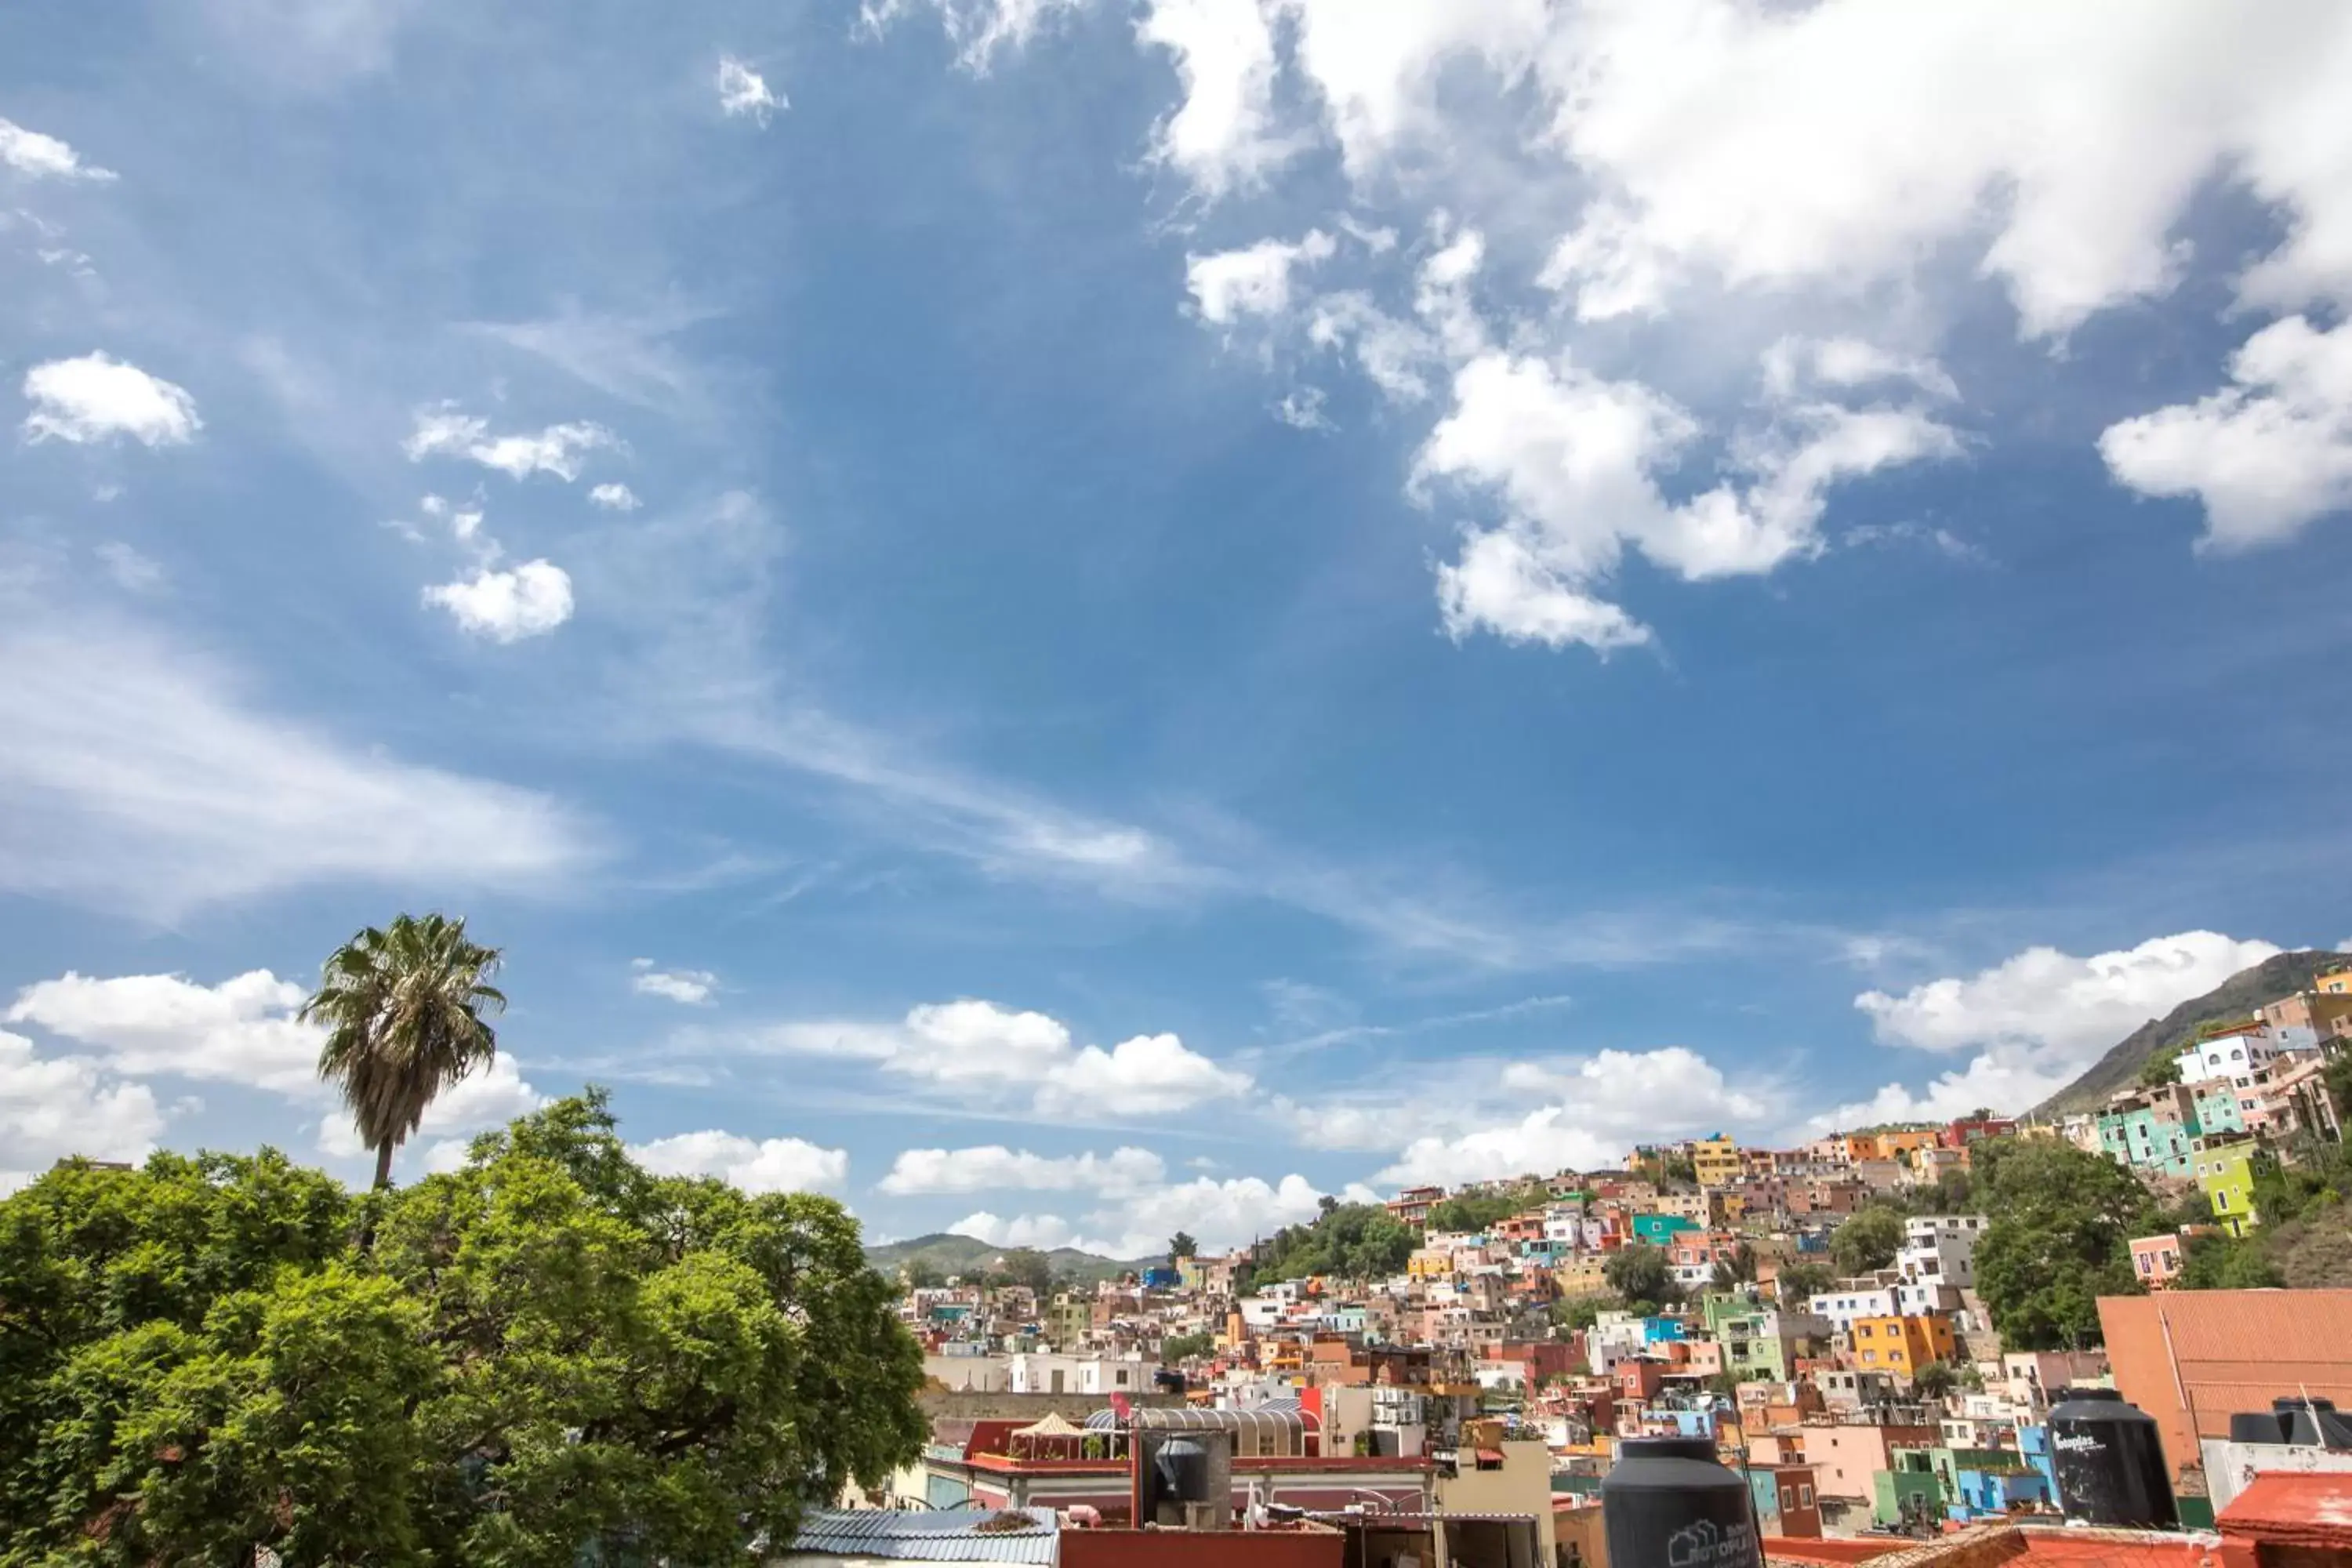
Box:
[2100,1289,2352,1484]
[1848,1313,1955,1377]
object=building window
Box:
[1802,1485,1815,1505]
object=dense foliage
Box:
[1773,1260,1834,1305]
[0,1093,924,1567]
[1160,1330,1214,1362]
[1248,1203,1416,1283]
[1829,1206,1905,1276]
[1602,1241,1677,1307]
[1427,1183,1551,1234]
[1970,1139,2153,1349]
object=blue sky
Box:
[5,0,2352,1255]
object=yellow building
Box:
[1875,1129,1940,1158]
[1553,1255,1610,1296]
[1407,1247,1456,1279]
[1693,1134,1741,1189]
[2318,967,2352,995]
[1849,1313,1956,1377]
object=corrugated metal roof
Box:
[1084,1406,1319,1433]
[777,1508,1059,1563]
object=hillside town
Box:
[875,984,2352,1565]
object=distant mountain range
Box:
[2035,948,2345,1116]
[862,1231,1153,1283]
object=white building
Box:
[1006,1352,1158,1396]
[1807,1285,1901,1334]
[2175,1024,2311,1085]
[1898,1214,1987,1293]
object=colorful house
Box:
[2129,1232,2185,1289]
[2196,1141,2264,1236]
[1692,1134,1742,1189]
[1629,1213,1700,1247]
[1849,1312,1956,1377]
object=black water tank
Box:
[1602,1436,1762,1568]
[2274,1397,2352,1448]
[1152,1436,1211,1503]
[2048,1387,2176,1528]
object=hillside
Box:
[2034,949,2345,1116]
[863,1231,1147,1284]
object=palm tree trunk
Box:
[373,1140,396,1189]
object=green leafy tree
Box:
[901,1258,946,1290]
[2176,1232,2285,1290]
[1160,1331,1214,1362]
[1773,1260,1835,1306]
[993,1248,1057,1296]
[301,913,507,1189]
[1254,1204,1415,1283]
[1711,1243,1758,1290]
[2325,1053,2352,1123]
[2138,1053,2183,1088]
[0,1093,924,1567]
[1603,1243,1676,1305]
[1911,1360,1958,1400]
[1167,1231,1199,1261]
[1830,1206,1906,1276]
[1972,1138,2156,1349]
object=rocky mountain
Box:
[2034,948,2345,1116]
[862,1231,1148,1284]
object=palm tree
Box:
[302,913,506,1189]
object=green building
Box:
[2190,1084,2247,1138]
[1873,1450,1944,1530]
[2197,1142,2264,1236]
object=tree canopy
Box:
[1829,1205,1906,1276]
[1970,1138,2153,1349]
[1250,1203,1416,1283]
[1773,1259,1835,1305]
[1167,1231,1198,1261]
[1602,1241,1677,1305]
[0,1092,924,1567]
[1427,1184,1549,1234]
[990,1247,1056,1296]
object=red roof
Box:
[2218,1471,2352,1550]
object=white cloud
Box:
[1039,1031,1253,1116]
[1835,929,2285,1122]
[862,0,1091,71]
[1762,337,1958,403]
[1418,350,1961,648]
[722,998,1253,1118]
[424,560,575,642]
[21,354,199,446]
[0,612,595,915]
[1186,230,1337,326]
[5,970,323,1095]
[631,959,717,1006]
[717,56,784,125]
[402,408,617,481]
[587,481,641,511]
[951,1169,1327,1258]
[1275,387,1331,430]
[95,542,165,593]
[630,1129,849,1194]
[0,117,116,182]
[1376,1046,1771,1186]
[1137,0,1290,198]
[2100,315,2352,551]
[878,1144,1165,1196]
[0,1030,163,1193]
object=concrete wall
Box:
[919,1388,1185,1423]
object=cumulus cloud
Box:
[742,998,1253,1118]
[423,560,575,641]
[631,959,717,1006]
[0,612,594,914]
[402,408,617,481]
[0,1030,163,1194]
[717,56,784,125]
[0,117,115,182]
[587,481,641,511]
[630,1129,848,1194]
[952,1169,1327,1258]
[1138,0,1290,198]
[1376,1046,1773,1186]
[1420,347,1961,648]
[1832,929,2285,1122]
[878,1144,1165,1196]
[2101,315,2352,551]
[21,354,199,446]
[1186,230,1337,326]
[95,542,165,593]
[6,970,327,1095]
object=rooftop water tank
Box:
[1602,1436,1762,1568]
[2048,1387,2176,1529]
